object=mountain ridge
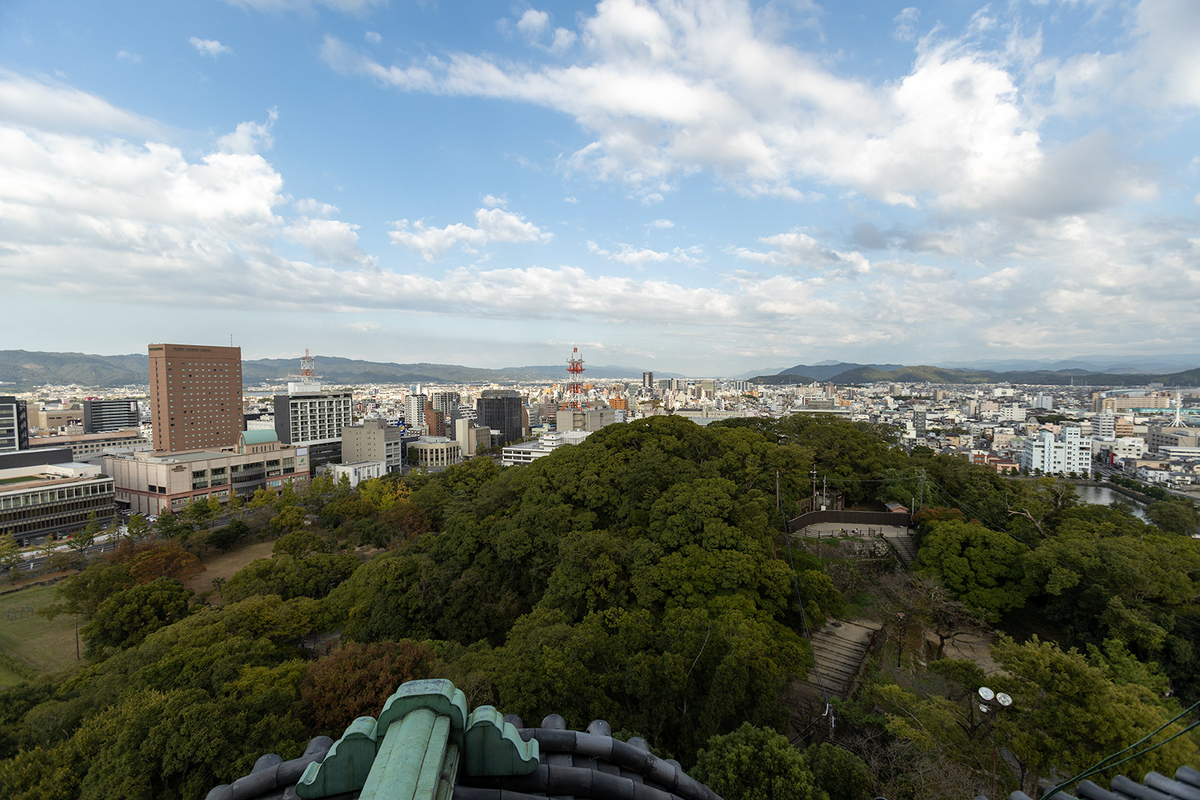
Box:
[0,350,674,389]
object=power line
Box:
[1043,699,1200,798]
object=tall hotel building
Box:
[148,343,243,453]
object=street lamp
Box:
[978,686,1012,799]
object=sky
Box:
[1,0,1198,376]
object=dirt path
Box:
[183,539,275,596]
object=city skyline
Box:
[2,0,1199,374]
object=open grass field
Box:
[183,538,276,598]
[0,584,81,683]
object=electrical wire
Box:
[1042,699,1200,798]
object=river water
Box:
[1073,484,1149,520]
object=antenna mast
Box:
[563,347,586,410]
[300,348,316,379]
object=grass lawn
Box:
[183,538,276,598]
[0,585,82,680]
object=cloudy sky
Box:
[1,0,1198,375]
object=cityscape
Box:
[2,0,1200,798]
[3,344,1200,550]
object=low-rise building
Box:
[0,448,115,545]
[409,437,462,470]
[104,430,309,516]
[324,460,385,488]
[501,430,591,466]
[28,428,149,461]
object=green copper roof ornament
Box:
[295,678,538,800]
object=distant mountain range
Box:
[0,350,675,390]
[750,362,1200,387]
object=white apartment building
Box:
[404,394,427,433]
[1021,426,1092,476]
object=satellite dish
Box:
[996,693,1012,707]
[978,687,995,701]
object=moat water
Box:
[1073,484,1149,520]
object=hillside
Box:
[750,363,1200,386]
[0,350,660,389]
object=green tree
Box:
[916,520,1029,621]
[0,533,22,581]
[692,722,824,800]
[82,578,194,652]
[125,514,153,543]
[994,636,1199,794]
[65,514,101,559]
[804,743,872,800]
[1146,499,1200,535]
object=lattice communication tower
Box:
[563,347,586,410]
[300,348,316,379]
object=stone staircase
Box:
[802,619,881,700]
[883,531,919,568]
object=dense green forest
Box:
[0,415,1197,799]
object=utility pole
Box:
[775,469,781,512]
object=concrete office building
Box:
[83,399,141,433]
[29,428,149,461]
[341,418,417,472]
[476,389,524,445]
[273,384,353,469]
[148,343,243,452]
[556,408,616,433]
[642,372,654,390]
[0,397,29,454]
[454,419,491,458]
[105,430,309,516]
[33,406,83,431]
[0,447,116,546]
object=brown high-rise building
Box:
[148,343,243,453]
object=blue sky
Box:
[1,0,1198,376]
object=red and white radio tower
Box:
[563,347,586,410]
[300,348,316,379]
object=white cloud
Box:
[389,207,552,261]
[563,195,578,203]
[650,218,673,229]
[0,71,163,138]
[285,217,376,266]
[734,230,871,275]
[893,7,920,42]
[295,197,340,216]
[116,50,142,64]
[481,193,507,207]
[550,28,578,53]
[587,240,703,266]
[217,108,277,154]
[190,37,233,58]
[517,9,550,38]
[347,321,381,332]
[364,31,382,45]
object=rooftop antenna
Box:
[301,348,316,379]
[1172,391,1189,427]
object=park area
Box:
[0,584,81,687]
